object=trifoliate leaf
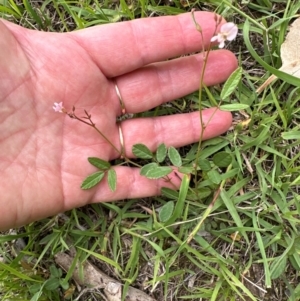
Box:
[198,159,211,171]
[107,169,117,192]
[81,171,105,190]
[45,278,60,291]
[156,143,167,163]
[213,152,232,167]
[168,146,182,167]
[88,157,111,169]
[50,265,61,278]
[145,166,173,179]
[207,169,222,184]
[140,163,158,177]
[159,201,174,223]
[132,144,153,159]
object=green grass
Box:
[1,0,300,300]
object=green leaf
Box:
[50,265,61,278]
[221,67,243,100]
[3,1,22,16]
[159,201,174,222]
[161,187,179,199]
[81,171,105,190]
[156,143,167,163]
[219,104,249,111]
[270,256,287,279]
[31,291,43,301]
[132,144,153,159]
[207,169,221,184]
[145,166,173,179]
[168,146,182,167]
[213,152,232,167]
[140,163,158,177]
[198,159,211,171]
[198,187,212,198]
[124,236,141,275]
[88,157,111,169]
[0,261,41,282]
[45,278,60,291]
[281,131,300,140]
[165,174,189,225]
[59,280,69,290]
[107,169,117,192]
[178,166,194,174]
[0,6,21,17]
[77,247,122,271]
[23,0,44,29]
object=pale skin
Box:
[0,12,237,231]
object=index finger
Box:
[71,12,224,77]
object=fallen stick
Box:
[55,252,157,301]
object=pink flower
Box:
[211,22,238,48]
[53,102,65,113]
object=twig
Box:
[55,252,157,301]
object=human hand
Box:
[0,12,237,230]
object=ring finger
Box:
[117,108,232,158]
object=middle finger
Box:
[112,50,237,115]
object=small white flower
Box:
[53,102,65,113]
[211,22,238,48]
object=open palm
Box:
[0,12,237,230]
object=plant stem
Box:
[193,14,221,193]
[68,108,181,188]
[68,110,142,167]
